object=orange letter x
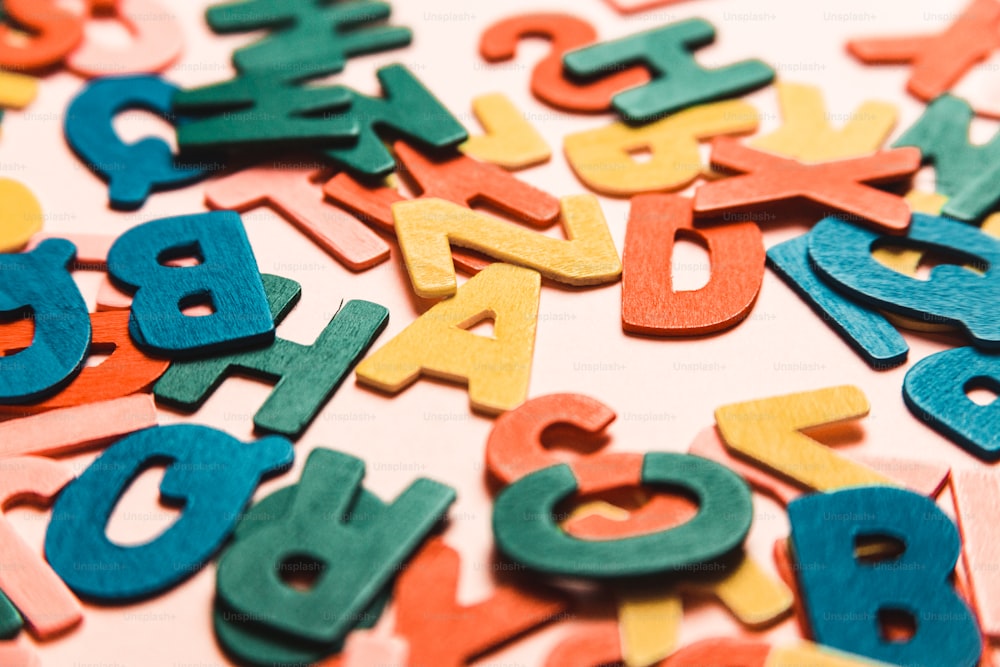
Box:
[693,138,920,233]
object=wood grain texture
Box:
[691,425,803,505]
[66,0,182,77]
[563,19,774,123]
[623,194,764,335]
[460,93,551,170]
[205,0,411,75]
[777,490,957,647]
[318,65,468,177]
[155,276,388,439]
[212,482,390,666]
[690,425,948,503]
[877,189,994,333]
[808,214,1000,349]
[485,393,697,542]
[106,211,275,357]
[393,140,560,225]
[0,456,80,638]
[767,233,908,368]
[26,232,113,265]
[676,552,793,628]
[64,75,208,210]
[614,551,791,659]
[894,95,1000,196]
[0,395,157,458]
[204,162,390,271]
[356,263,540,415]
[324,140,560,229]
[322,172,406,235]
[176,61,466,178]
[0,311,168,414]
[172,68,360,153]
[788,487,981,666]
[478,13,648,113]
[392,195,620,298]
[205,163,389,271]
[485,393,616,486]
[847,0,1000,105]
[492,452,752,578]
[903,346,1000,459]
[715,386,896,492]
[324,139,561,273]
[750,82,897,162]
[215,448,454,644]
[0,239,91,404]
[564,100,759,196]
[694,138,919,233]
[28,232,213,314]
[894,94,1000,220]
[44,424,293,601]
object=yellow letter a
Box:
[355,263,540,415]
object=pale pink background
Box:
[4,0,996,664]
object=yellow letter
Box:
[563,100,758,196]
[355,263,540,415]
[393,194,620,299]
[751,82,897,162]
[460,93,551,170]
[715,386,895,491]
